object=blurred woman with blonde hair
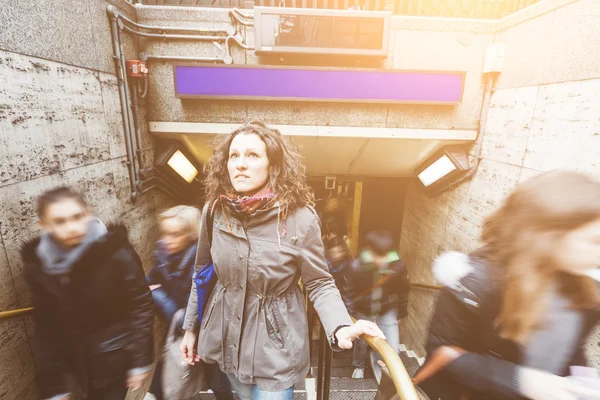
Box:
[417,171,600,400]
[147,205,201,323]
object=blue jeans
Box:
[227,374,294,400]
[352,309,400,383]
[151,287,178,324]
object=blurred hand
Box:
[518,367,600,400]
[335,320,385,350]
[149,284,162,291]
[180,331,201,365]
[126,371,149,391]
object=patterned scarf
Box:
[218,186,287,247]
[219,185,275,217]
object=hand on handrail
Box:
[336,319,386,350]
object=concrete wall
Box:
[399,0,600,356]
[0,1,173,399]
[138,6,494,131]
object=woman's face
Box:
[227,133,270,195]
[554,218,600,275]
[160,217,193,255]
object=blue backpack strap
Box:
[195,203,217,325]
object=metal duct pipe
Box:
[108,6,138,202]
[137,78,148,99]
[230,9,254,26]
[430,73,498,195]
[115,18,141,186]
[225,35,253,56]
[130,81,145,173]
[117,11,233,35]
[140,52,225,63]
[121,24,227,42]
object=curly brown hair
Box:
[203,121,314,214]
[480,171,600,343]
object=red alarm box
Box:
[126,60,148,78]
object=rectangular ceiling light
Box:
[418,155,457,187]
[167,150,198,183]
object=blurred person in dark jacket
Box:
[344,230,410,382]
[147,205,200,324]
[146,205,233,400]
[321,196,353,291]
[21,186,154,400]
[416,171,600,400]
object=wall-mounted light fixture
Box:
[155,140,201,185]
[416,146,469,191]
[167,149,198,183]
[146,139,204,203]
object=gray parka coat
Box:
[183,203,352,391]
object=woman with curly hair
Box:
[180,121,384,399]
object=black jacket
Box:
[343,251,409,318]
[21,224,154,398]
[420,251,600,400]
[146,242,196,309]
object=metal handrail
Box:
[0,282,441,322]
[410,282,442,291]
[0,307,35,322]
[350,317,421,400]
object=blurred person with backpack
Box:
[344,230,410,383]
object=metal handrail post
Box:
[316,324,327,400]
[307,303,316,378]
[322,339,333,400]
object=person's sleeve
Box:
[122,247,154,372]
[146,263,160,285]
[26,271,70,398]
[183,203,210,332]
[299,216,353,349]
[445,353,520,399]
[426,288,520,399]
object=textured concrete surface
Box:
[400,15,600,360]
[495,0,600,89]
[0,0,135,74]
[0,2,173,398]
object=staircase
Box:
[193,338,422,399]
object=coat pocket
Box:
[202,285,223,329]
[264,305,284,350]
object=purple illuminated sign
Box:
[174,65,465,104]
